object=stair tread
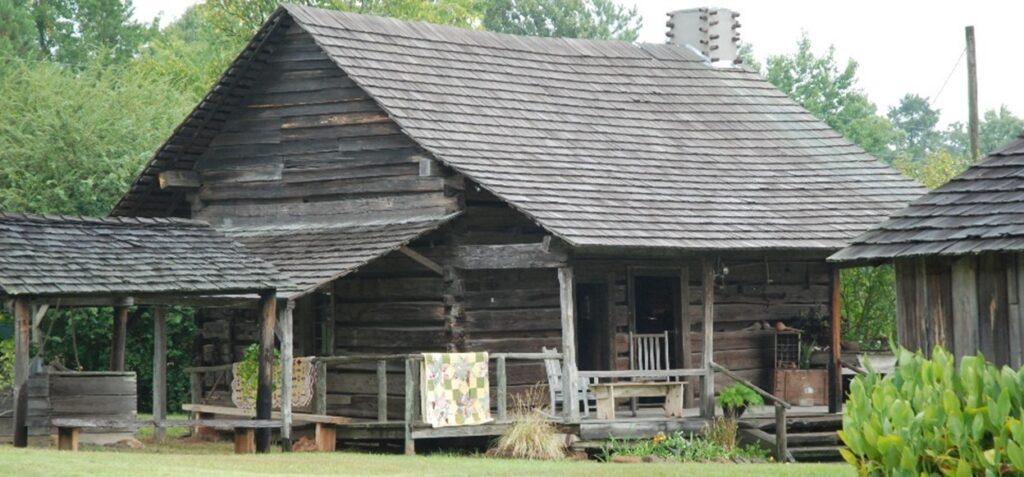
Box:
[787,431,841,445]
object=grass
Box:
[0,443,854,477]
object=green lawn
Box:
[0,444,853,477]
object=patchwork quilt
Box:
[420,352,492,428]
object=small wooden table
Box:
[589,382,685,420]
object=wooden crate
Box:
[773,369,827,406]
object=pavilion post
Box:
[152,306,168,441]
[829,267,843,413]
[13,297,30,447]
[255,290,277,453]
[700,258,716,418]
[558,266,579,422]
[276,299,295,451]
[110,305,129,371]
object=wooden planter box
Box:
[26,371,137,446]
[773,369,827,406]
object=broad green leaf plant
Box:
[840,346,1024,476]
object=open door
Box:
[576,283,609,371]
[632,275,682,368]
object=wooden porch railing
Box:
[710,361,793,462]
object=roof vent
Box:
[666,7,741,65]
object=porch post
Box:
[558,266,579,421]
[276,299,295,451]
[829,266,843,413]
[110,304,129,371]
[700,258,715,418]
[256,290,278,453]
[152,306,168,441]
[13,297,30,447]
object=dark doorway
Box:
[576,283,609,371]
[633,275,681,367]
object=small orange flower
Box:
[652,432,667,444]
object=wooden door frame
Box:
[626,266,692,371]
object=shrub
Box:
[718,383,764,417]
[599,431,768,462]
[840,346,1024,475]
[491,384,565,460]
[0,338,12,388]
[704,416,739,451]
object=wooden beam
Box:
[700,258,715,418]
[952,256,979,361]
[558,266,580,422]
[404,358,416,455]
[30,304,48,350]
[829,266,843,414]
[152,306,168,441]
[158,170,200,190]
[256,290,277,453]
[13,297,30,447]
[377,359,388,423]
[110,305,129,371]
[277,300,295,451]
[399,246,444,276]
[450,243,568,270]
[678,266,694,408]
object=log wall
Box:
[23,372,137,446]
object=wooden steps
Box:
[746,414,844,462]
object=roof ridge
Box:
[0,212,208,227]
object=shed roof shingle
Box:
[0,214,285,297]
[830,134,1024,263]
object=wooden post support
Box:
[255,290,277,453]
[404,357,416,456]
[496,355,508,422]
[57,426,81,451]
[13,297,30,448]
[558,266,580,422]
[700,258,715,418]
[678,267,694,408]
[189,370,203,436]
[110,305,129,371]
[277,299,295,451]
[153,306,168,441]
[315,359,328,415]
[966,25,980,163]
[774,403,788,462]
[829,267,843,413]
[377,359,388,422]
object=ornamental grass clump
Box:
[841,346,1024,475]
[491,384,566,460]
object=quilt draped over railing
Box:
[420,352,492,428]
[231,356,316,410]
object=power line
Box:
[931,47,966,106]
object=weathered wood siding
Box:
[896,253,1024,367]
[190,24,455,228]
[23,372,136,445]
[576,256,832,392]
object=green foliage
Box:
[0,0,37,60]
[763,33,901,162]
[717,384,763,410]
[840,266,896,349]
[235,343,281,404]
[703,417,738,451]
[481,0,640,41]
[599,431,769,462]
[893,149,971,191]
[840,347,1024,476]
[887,94,941,162]
[0,58,194,215]
[0,337,13,388]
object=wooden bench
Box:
[182,403,349,451]
[50,418,280,453]
[589,382,685,420]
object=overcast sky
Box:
[132,0,1022,128]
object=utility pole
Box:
[966,25,980,162]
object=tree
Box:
[894,149,971,190]
[888,93,941,162]
[0,0,36,60]
[31,0,156,65]
[764,33,901,162]
[945,106,1024,157]
[481,0,640,41]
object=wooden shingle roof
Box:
[282,5,922,250]
[224,215,456,298]
[114,5,924,251]
[0,214,285,297]
[831,135,1024,263]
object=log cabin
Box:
[831,133,1024,367]
[103,4,924,450]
